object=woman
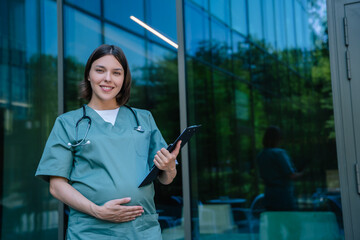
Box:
[35,44,181,239]
[257,126,302,211]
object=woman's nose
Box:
[104,72,112,82]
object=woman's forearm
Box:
[49,176,99,218]
[49,176,144,222]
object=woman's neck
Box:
[88,100,119,110]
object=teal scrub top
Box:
[35,105,167,239]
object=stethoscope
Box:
[68,104,144,147]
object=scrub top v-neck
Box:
[35,105,167,239]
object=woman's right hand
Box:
[92,197,144,223]
[49,177,143,223]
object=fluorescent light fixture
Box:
[130,16,178,49]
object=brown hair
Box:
[262,126,282,148]
[79,44,131,106]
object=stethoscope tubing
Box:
[68,104,143,147]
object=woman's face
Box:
[88,55,124,108]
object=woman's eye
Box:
[114,72,121,76]
[96,69,104,73]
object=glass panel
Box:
[65,0,101,16]
[103,0,145,36]
[274,0,287,55]
[191,0,208,10]
[184,1,210,61]
[146,0,177,47]
[64,6,102,63]
[104,24,146,84]
[211,18,232,71]
[263,0,276,52]
[1,0,58,239]
[248,0,263,43]
[144,43,182,240]
[185,0,343,239]
[285,0,296,49]
[231,0,247,36]
[285,0,298,68]
[64,5,102,111]
[232,32,250,81]
[209,0,230,25]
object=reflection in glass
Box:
[1,0,58,239]
[183,0,343,239]
[64,6,102,64]
[274,0,287,54]
[231,0,248,36]
[104,24,146,84]
[232,32,250,81]
[263,0,276,52]
[185,1,210,59]
[248,0,263,42]
[65,0,101,16]
[103,0,145,36]
[211,18,232,71]
[146,0,177,46]
[64,5,102,111]
[209,0,230,25]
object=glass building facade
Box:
[0,0,341,239]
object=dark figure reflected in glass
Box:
[257,126,303,211]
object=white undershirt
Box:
[94,108,119,126]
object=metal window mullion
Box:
[57,0,65,239]
[176,0,191,239]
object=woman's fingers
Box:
[172,140,182,156]
[154,141,181,171]
[98,198,144,222]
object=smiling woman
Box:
[87,55,125,110]
[35,44,181,240]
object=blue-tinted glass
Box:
[232,32,250,80]
[185,2,210,58]
[146,0,177,48]
[209,0,230,25]
[65,0,101,16]
[248,0,263,42]
[301,0,311,51]
[190,0,208,10]
[285,0,296,49]
[104,24,146,82]
[63,6,102,110]
[231,0,247,36]
[42,0,57,56]
[64,6,102,63]
[274,0,287,51]
[25,0,40,59]
[294,1,304,50]
[263,0,276,52]
[145,43,181,239]
[146,43,179,136]
[103,0,145,36]
[1,0,58,239]
[211,18,232,70]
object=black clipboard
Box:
[138,125,201,187]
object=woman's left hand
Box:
[154,141,181,184]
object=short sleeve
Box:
[147,112,167,167]
[275,150,295,176]
[35,117,73,182]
